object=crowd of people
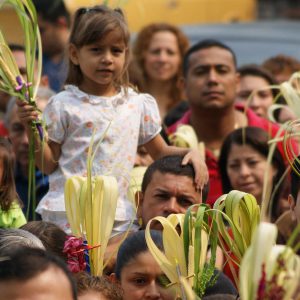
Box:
[1,0,300,299]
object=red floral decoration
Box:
[63,236,87,273]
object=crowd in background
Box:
[1,0,300,299]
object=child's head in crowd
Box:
[76,271,122,300]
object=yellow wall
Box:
[0,0,256,44]
[0,7,23,45]
[65,0,257,32]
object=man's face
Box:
[8,106,29,168]
[184,46,239,110]
[0,266,74,300]
[137,171,202,229]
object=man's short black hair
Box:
[141,155,209,202]
[183,39,237,76]
[0,247,77,300]
[291,156,300,201]
[32,0,70,26]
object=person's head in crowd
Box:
[0,228,44,256]
[182,39,239,111]
[21,221,67,261]
[112,230,174,300]
[6,101,49,221]
[0,247,77,300]
[32,0,70,60]
[289,156,300,224]
[0,138,20,212]
[137,155,208,228]
[7,103,29,175]
[113,230,237,300]
[219,127,286,220]
[262,54,300,83]
[131,23,189,118]
[76,271,122,300]
[237,64,278,118]
[66,5,130,91]
[237,64,295,123]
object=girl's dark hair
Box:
[21,221,67,261]
[115,230,163,280]
[219,127,286,219]
[66,5,130,89]
[132,23,190,108]
[0,137,19,211]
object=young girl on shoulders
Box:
[16,5,207,234]
[0,137,26,228]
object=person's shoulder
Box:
[127,89,157,106]
[46,85,82,105]
[128,88,154,100]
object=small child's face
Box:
[69,30,127,96]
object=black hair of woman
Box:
[114,229,163,280]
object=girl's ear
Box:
[69,44,79,66]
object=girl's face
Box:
[144,31,181,82]
[237,75,273,118]
[120,251,174,300]
[70,30,127,96]
[226,144,277,204]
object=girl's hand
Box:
[181,149,209,190]
[16,98,39,126]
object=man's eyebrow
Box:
[154,188,170,194]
